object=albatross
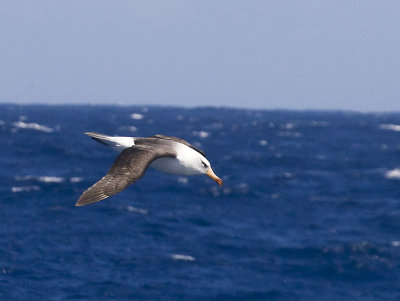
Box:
[75,132,223,206]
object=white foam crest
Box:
[282,122,296,130]
[278,131,302,138]
[126,206,148,215]
[28,176,63,183]
[118,126,137,132]
[380,124,400,132]
[385,168,400,180]
[70,177,83,183]
[237,182,249,193]
[271,193,280,199]
[210,186,221,197]
[192,130,210,138]
[40,176,64,183]
[11,186,40,193]
[177,177,188,184]
[213,182,250,196]
[15,175,34,181]
[12,121,53,133]
[171,254,196,261]
[259,140,268,146]
[310,120,329,127]
[391,241,400,247]
[211,122,224,130]
[223,187,232,195]
[130,113,144,120]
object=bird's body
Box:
[75,132,222,206]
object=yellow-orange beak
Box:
[206,167,223,186]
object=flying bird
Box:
[76,132,223,206]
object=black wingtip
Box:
[75,191,110,207]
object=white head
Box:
[196,155,223,186]
[170,143,223,186]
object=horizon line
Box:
[0,102,399,114]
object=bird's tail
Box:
[85,132,135,151]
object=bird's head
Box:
[199,157,223,186]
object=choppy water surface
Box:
[1,105,400,300]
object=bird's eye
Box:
[201,161,207,168]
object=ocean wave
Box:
[117,125,138,133]
[69,177,83,183]
[380,124,400,132]
[171,254,196,261]
[310,120,329,127]
[126,206,148,215]
[11,186,40,193]
[211,122,224,129]
[128,126,137,132]
[391,241,400,247]
[15,175,64,183]
[385,168,400,180]
[130,113,144,120]
[210,182,249,196]
[192,130,210,138]
[38,176,64,183]
[177,177,188,184]
[277,131,302,138]
[12,121,54,133]
[281,122,297,130]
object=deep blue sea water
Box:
[1,105,400,300]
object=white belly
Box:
[149,157,199,175]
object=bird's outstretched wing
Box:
[75,145,176,206]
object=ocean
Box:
[1,105,400,300]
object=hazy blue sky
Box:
[0,1,399,111]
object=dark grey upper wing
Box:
[75,145,176,206]
[146,134,206,157]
